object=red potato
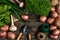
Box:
[54,17,60,28]
[51,7,55,12]
[0,31,7,39]
[59,29,60,35]
[56,4,60,15]
[47,18,55,24]
[8,32,16,40]
[1,25,9,32]
[52,29,60,36]
[58,0,60,2]
[50,34,58,40]
[39,16,47,22]
[0,31,1,37]
[21,14,29,20]
[15,0,24,7]
[58,0,60,4]
[50,25,57,31]
[51,12,58,18]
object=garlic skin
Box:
[10,15,17,32]
[19,2,24,7]
[9,25,17,32]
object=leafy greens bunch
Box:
[0,0,24,27]
[0,4,11,27]
[25,0,51,16]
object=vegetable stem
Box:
[11,15,14,26]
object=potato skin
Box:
[51,7,55,12]
[21,15,29,20]
[56,4,60,15]
[52,29,60,36]
[54,17,60,28]
[8,32,16,40]
[39,16,47,22]
[51,12,58,18]
[0,31,7,39]
[50,34,58,40]
[47,18,54,24]
[1,25,9,32]
[50,25,57,31]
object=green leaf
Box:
[0,21,4,27]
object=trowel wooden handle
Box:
[17,33,22,40]
[29,34,31,40]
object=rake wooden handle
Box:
[17,33,22,40]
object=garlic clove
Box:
[9,25,17,31]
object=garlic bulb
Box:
[9,15,17,31]
[9,25,17,31]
